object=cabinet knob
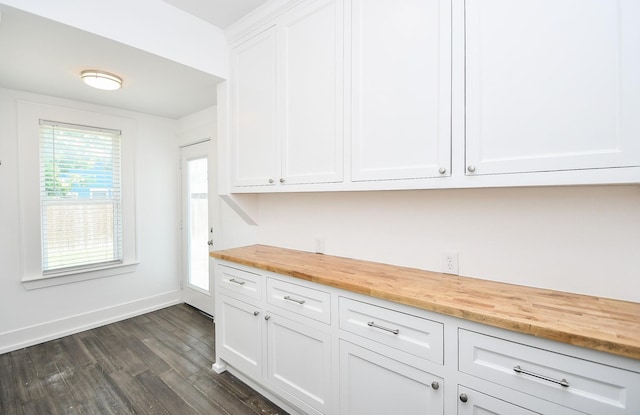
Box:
[438,167,446,175]
[264,315,271,321]
[268,178,274,184]
[253,311,260,316]
[459,393,468,403]
[431,381,439,390]
[279,178,285,183]
[467,165,476,173]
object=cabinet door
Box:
[457,386,539,415]
[266,313,332,414]
[465,0,640,176]
[278,0,344,185]
[231,26,279,187]
[351,0,452,181]
[339,340,443,415]
[217,295,263,379]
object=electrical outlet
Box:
[442,252,459,275]
[314,236,325,254]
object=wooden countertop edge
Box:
[210,248,640,360]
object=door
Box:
[465,0,640,176]
[339,340,443,415]
[181,140,216,315]
[457,386,539,415]
[278,0,344,185]
[231,26,279,187]
[351,0,451,181]
[266,312,332,413]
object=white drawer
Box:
[266,278,331,324]
[459,329,640,415]
[216,264,262,300]
[339,297,443,364]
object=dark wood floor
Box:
[0,304,288,415]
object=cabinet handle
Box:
[269,178,274,184]
[438,167,447,175]
[459,393,468,403]
[467,165,476,173]
[253,311,260,316]
[431,381,439,390]
[513,365,569,387]
[284,295,305,305]
[279,178,285,183]
[367,321,399,335]
[265,315,271,321]
[229,278,245,285]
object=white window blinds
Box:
[39,120,123,273]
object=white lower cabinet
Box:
[214,261,640,415]
[457,386,539,415]
[266,312,332,414]
[217,294,263,379]
[339,340,443,415]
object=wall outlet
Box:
[314,236,325,254]
[442,252,459,275]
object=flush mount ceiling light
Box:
[81,70,122,91]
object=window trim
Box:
[17,100,138,289]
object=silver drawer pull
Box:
[284,295,305,305]
[367,321,399,335]
[229,278,245,285]
[513,365,569,387]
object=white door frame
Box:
[180,139,218,316]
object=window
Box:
[39,120,122,273]
[18,100,137,289]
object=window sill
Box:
[21,262,139,290]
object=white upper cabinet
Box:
[226,0,640,194]
[465,0,640,176]
[231,26,279,187]
[230,0,344,189]
[350,0,452,181]
[278,0,344,185]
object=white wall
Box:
[0,88,182,353]
[220,186,640,303]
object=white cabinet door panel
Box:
[466,0,640,175]
[457,386,540,415]
[351,0,452,181]
[279,0,344,185]
[231,26,279,187]
[218,295,263,379]
[339,340,443,415]
[266,313,332,414]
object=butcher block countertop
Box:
[210,244,640,360]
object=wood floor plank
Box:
[107,370,170,415]
[81,364,137,414]
[10,349,47,402]
[135,369,199,415]
[160,369,229,415]
[117,334,172,376]
[188,370,274,415]
[0,304,287,415]
[74,332,121,374]
[98,334,148,377]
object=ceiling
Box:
[0,1,268,119]
[164,0,269,29]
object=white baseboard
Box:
[0,290,181,354]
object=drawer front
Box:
[339,297,443,364]
[217,264,262,300]
[459,329,640,415]
[266,278,331,324]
